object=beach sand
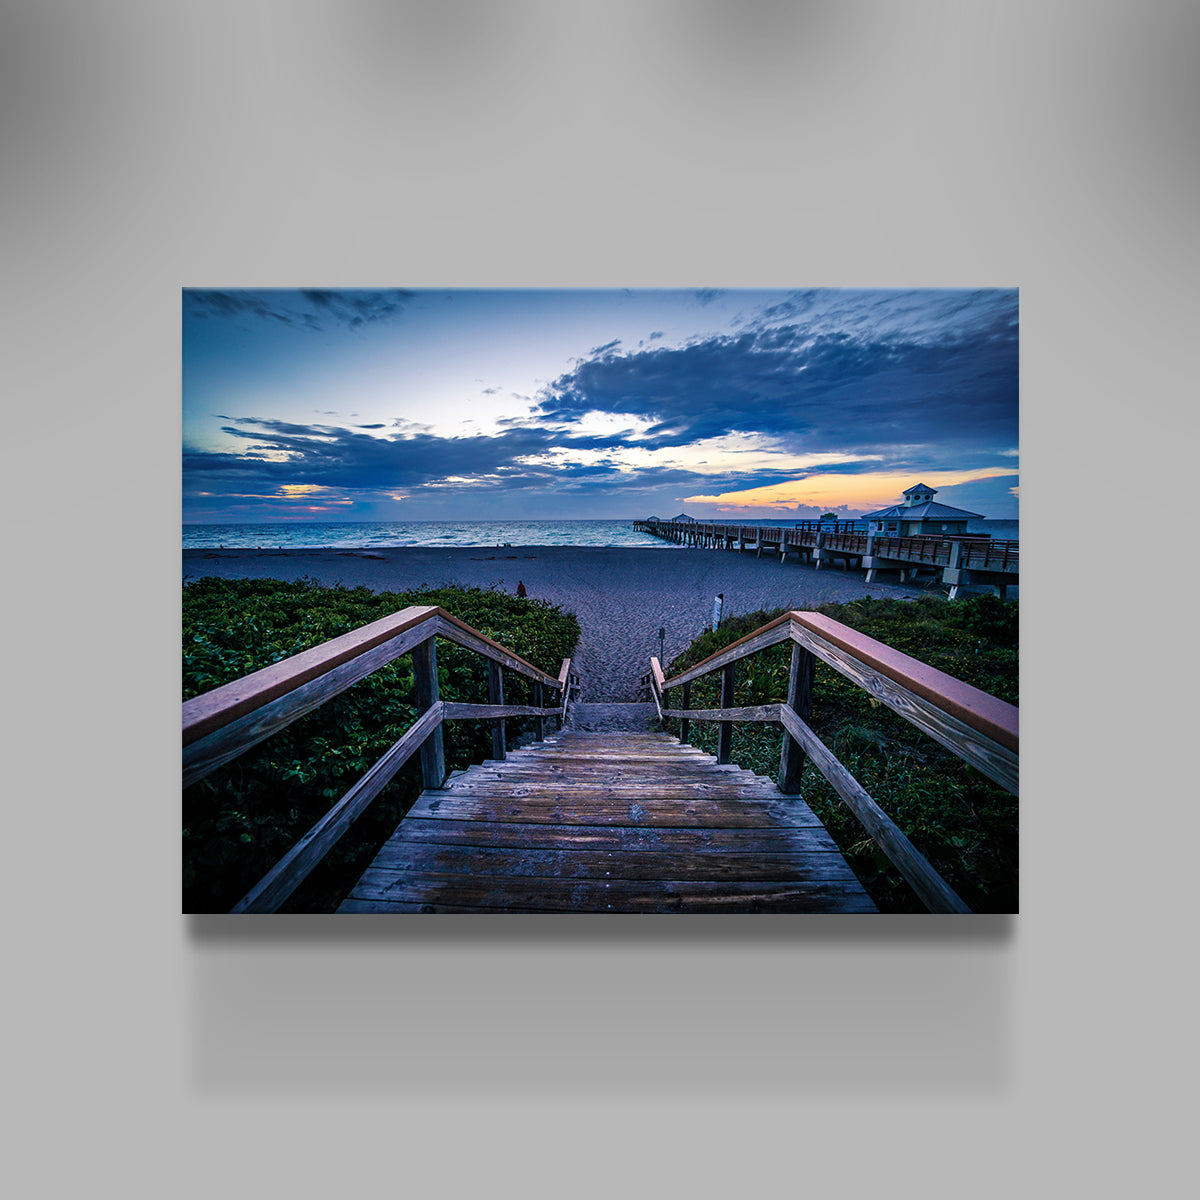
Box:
[183,545,939,701]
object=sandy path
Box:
[183,545,934,701]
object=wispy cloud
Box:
[183,288,415,331]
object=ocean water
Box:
[183,519,673,550]
[183,517,1018,550]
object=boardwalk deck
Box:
[338,729,876,913]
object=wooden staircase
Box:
[338,720,876,913]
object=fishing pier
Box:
[633,518,1019,599]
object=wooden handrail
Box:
[433,612,564,689]
[661,610,1018,767]
[182,604,440,746]
[778,705,969,913]
[649,607,1019,913]
[647,657,666,721]
[557,658,576,722]
[185,604,577,913]
[664,613,795,690]
[787,613,1018,759]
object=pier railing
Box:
[645,610,1018,913]
[183,605,577,913]
[634,520,1018,597]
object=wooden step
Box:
[339,729,875,913]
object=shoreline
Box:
[183,545,981,702]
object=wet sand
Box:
[183,545,937,701]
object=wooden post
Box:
[533,681,544,741]
[412,635,445,789]
[946,538,964,599]
[679,680,691,745]
[488,660,506,761]
[779,643,813,793]
[717,663,735,764]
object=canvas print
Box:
[183,288,1019,914]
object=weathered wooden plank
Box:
[230,703,445,914]
[343,872,876,913]
[183,605,438,746]
[430,791,787,806]
[789,618,1018,793]
[425,788,787,806]
[406,792,813,827]
[384,816,834,850]
[182,618,435,786]
[364,844,857,882]
[451,763,768,782]
[452,765,767,779]
[673,703,781,723]
[434,770,780,788]
[778,705,970,913]
[440,702,560,720]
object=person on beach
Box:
[517,580,527,598]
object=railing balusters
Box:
[778,642,813,793]
[412,636,446,789]
[488,661,506,760]
[717,662,735,764]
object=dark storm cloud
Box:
[298,288,415,327]
[183,414,770,504]
[693,288,724,305]
[534,302,1017,457]
[189,420,632,490]
[184,288,415,331]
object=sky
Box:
[182,287,1019,524]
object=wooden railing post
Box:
[533,682,544,741]
[488,660,506,761]
[779,642,813,793]
[679,680,691,745]
[412,635,446,788]
[717,663,735,763]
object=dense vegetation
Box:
[662,594,1018,913]
[183,577,580,913]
